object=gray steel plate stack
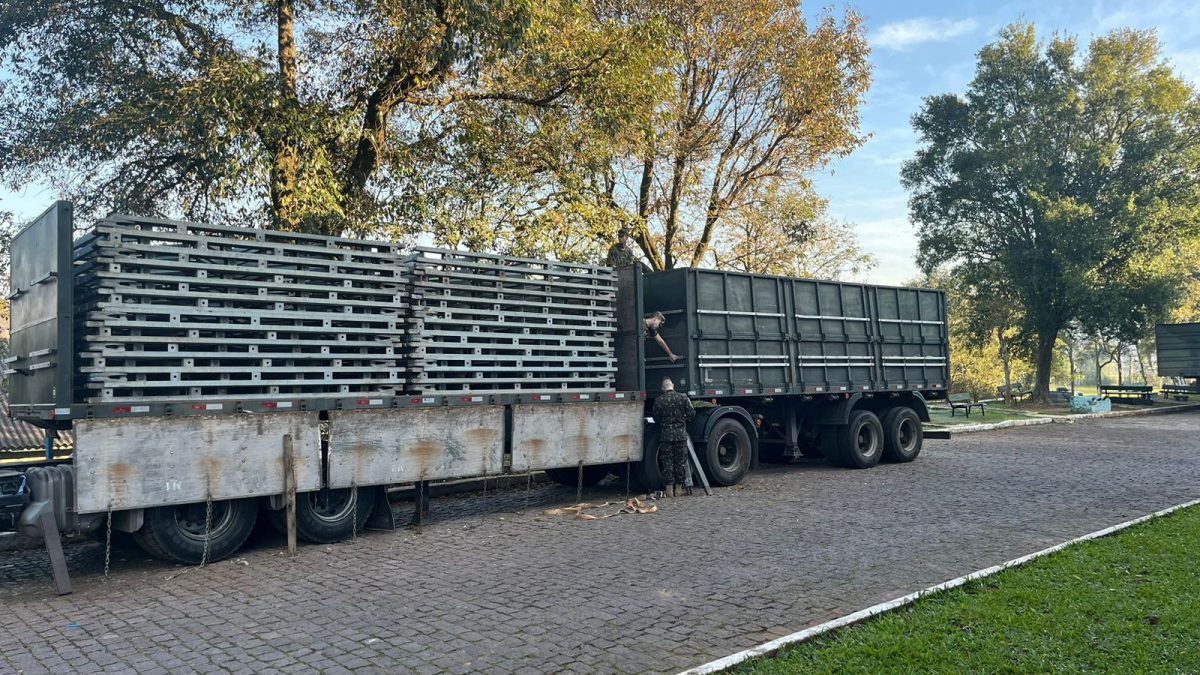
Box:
[403,248,617,394]
[72,215,408,403]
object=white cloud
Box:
[874,18,980,51]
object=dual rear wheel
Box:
[134,487,377,564]
[822,406,922,469]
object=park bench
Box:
[1159,384,1196,402]
[1099,385,1154,405]
[996,383,1031,401]
[949,392,986,417]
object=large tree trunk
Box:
[1135,342,1149,384]
[1065,339,1075,395]
[1030,327,1058,403]
[1108,341,1118,384]
[269,0,307,231]
[999,329,1013,404]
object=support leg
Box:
[685,438,712,496]
[38,509,72,595]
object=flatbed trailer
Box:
[2,203,949,590]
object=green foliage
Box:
[0,0,655,240]
[711,184,876,279]
[415,0,873,267]
[739,505,1200,673]
[904,24,1200,398]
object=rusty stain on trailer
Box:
[327,407,505,487]
[509,401,643,472]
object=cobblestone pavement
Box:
[3,412,1199,674]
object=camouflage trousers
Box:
[659,440,689,486]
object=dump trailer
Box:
[1156,323,1200,379]
[2,202,949,581]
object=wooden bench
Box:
[1159,384,1195,402]
[1099,385,1154,405]
[949,392,986,417]
[996,384,1031,401]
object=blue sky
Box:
[3,1,1200,284]
[817,0,1200,284]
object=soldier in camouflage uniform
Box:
[652,377,695,497]
[606,228,651,272]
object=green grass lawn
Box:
[736,504,1200,674]
[926,402,1042,426]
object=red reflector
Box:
[411,398,424,404]
[191,404,206,411]
[113,406,132,414]
[262,402,278,409]
[357,398,370,405]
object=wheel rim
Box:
[173,501,236,543]
[898,417,918,453]
[855,422,880,458]
[717,432,742,470]
[307,488,355,523]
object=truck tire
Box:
[825,410,883,469]
[629,425,664,492]
[702,418,752,486]
[545,465,611,488]
[133,498,257,565]
[267,487,377,544]
[881,406,923,463]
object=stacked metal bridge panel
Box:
[402,247,618,394]
[72,215,408,403]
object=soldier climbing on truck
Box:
[644,311,679,363]
[605,227,651,273]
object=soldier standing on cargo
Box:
[652,377,695,497]
[606,227,651,272]
[644,311,679,363]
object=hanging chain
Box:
[524,471,532,511]
[576,461,584,504]
[350,484,358,542]
[625,461,631,498]
[103,502,113,579]
[417,480,425,527]
[199,491,213,568]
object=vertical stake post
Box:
[283,433,298,556]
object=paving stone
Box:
[2,414,1199,673]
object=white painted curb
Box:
[932,402,1200,435]
[678,498,1200,675]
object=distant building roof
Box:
[0,397,73,454]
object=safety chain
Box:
[524,472,532,510]
[103,502,113,579]
[350,484,358,543]
[576,461,584,504]
[199,491,213,568]
[624,461,631,498]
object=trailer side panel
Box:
[327,406,505,486]
[509,401,643,471]
[74,412,321,513]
